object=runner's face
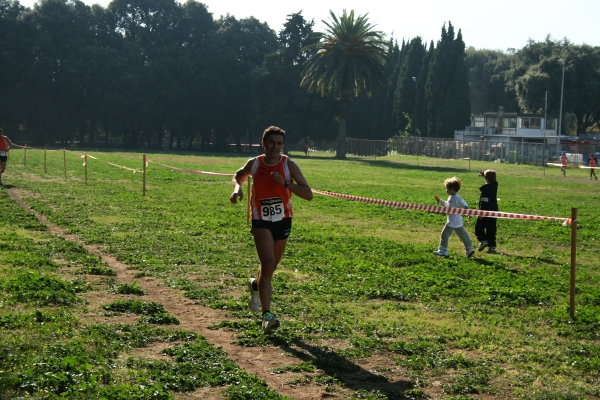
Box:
[263,134,284,156]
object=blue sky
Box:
[18,0,600,51]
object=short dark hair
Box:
[262,126,286,144]
[483,169,496,182]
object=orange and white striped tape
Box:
[147,159,234,177]
[311,189,571,225]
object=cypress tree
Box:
[393,37,426,135]
[425,22,471,138]
[416,41,434,136]
[380,39,406,138]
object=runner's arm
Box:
[230,158,254,204]
[287,160,313,201]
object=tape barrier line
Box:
[81,153,141,173]
[147,159,234,177]
[547,163,596,169]
[312,189,572,225]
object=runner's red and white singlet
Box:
[590,157,596,168]
[0,136,9,157]
[250,155,292,221]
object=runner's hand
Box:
[270,172,285,186]
[230,188,243,204]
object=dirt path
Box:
[7,187,418,400]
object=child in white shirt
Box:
[433,176,475,258]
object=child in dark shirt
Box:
[475,170,498,254]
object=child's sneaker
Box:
[466,249,475,258]
[434,249,449,257]
[262,312,280,334]
[477,240,488,251]
[247,278,260,313]
[487,247,497,254]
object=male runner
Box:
[0,129,12,186]
[230,126,313,334]
[560,152,568,177]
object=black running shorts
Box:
[251,217,292,241]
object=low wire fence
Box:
[344,137,598,167]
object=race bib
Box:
[0,150,6,157]
[260,197,284,222]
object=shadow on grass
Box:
[487,252,562,266]
[269,337,413,398]
[356,157,472,174]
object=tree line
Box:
[1,0,598,152]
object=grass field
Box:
[1,147,599,399]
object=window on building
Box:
[545,119,556,129]
[486,117,497,127]
[506,117,517,128]
[472,116,485,127]
[520,117,541,129]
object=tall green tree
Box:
[0,0,30,135]
[393,37,426,135]
[213,15,278,150]
[425,22,471,137]
[348,36,400,140]
[506,37,600,134]
[109,0,183,148]
[414,41,433,136]
[167,0,218,150]
[300,9,388,159]
[20,0,109,145]
[465,47,518,115]
[250,12,337,147]
[377,38,405,139]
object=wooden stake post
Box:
[84,153,88,185]
[570,207,577,319]
[63,149,67,179]
[143,154,147,196]
[246,177,252,226]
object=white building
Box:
[453,107,563,164]
[454,107,560,144]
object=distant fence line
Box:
[9,135,598,167]
[338,137,598,167]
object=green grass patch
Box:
[2,149,600,398]
[109,281,145,295]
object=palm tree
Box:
[300,10,388,159]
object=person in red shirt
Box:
[589,154,597,180]
[230,126,313,334]
[0,128,13,186]
[560,153,568,177]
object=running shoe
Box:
[262,312,280,334]
[247,278,260,313]
[466,249,475,258]
[434,249,449,257]
[477,240,488,251]
[487,247,497,254]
